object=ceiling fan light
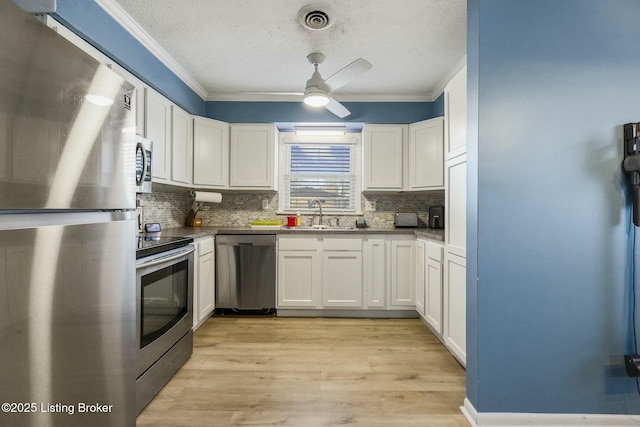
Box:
[303,93,330,107]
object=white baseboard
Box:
[461,398,640,427]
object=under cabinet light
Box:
[295,128,346,136]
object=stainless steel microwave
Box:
[136,135,152,193]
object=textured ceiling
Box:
[107,0,466,101]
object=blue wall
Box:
[468,0,640,415]
[206,101,434,123]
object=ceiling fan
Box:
[251,53,372,118]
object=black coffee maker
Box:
[428,205,444,229]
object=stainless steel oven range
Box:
[135,235,194,414]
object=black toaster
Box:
[428,206,444,229]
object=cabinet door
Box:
[363,238,386,308]
[425,258,443,335]
[445,66,467,159]
[277,250,320,308]
[193,117,229,188]
[408,118,444,189]
[389,240,415,308]
[197,250,215,323]
[446,154,467,256]
[229,124,277,189]
[145,88,171,182]
[415,240,426,316]
[322,251,363,308]
[193,237,215,329]
[171,105,193,186]
[363,125,406,190]
[445,252,466,366]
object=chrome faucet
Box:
[310,199,323,226]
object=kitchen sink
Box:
[293,225,357,231]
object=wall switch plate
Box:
[262,199,269,210]
[365,200,376,211]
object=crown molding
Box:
[95,0,207,99]
[430,54,467,100]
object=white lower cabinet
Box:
[277,237,321,308]
[363,238,386,308]
[389,239,415,308]
[322,238,363,308]
[193,236,215,330]
[277,236,363,309]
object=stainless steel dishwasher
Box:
[215,234,276,311]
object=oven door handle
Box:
[137,246,195,269]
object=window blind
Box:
[283,143,357,211]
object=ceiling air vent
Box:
[298,4,334,31]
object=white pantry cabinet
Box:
[229,124,278,190]
[408,118,444,189]
[362,124,407,191]
[443,64,467,366]
[170,105,193,186]
[193,236,215,330]
[193,117,229,188]
[145,87,172,183]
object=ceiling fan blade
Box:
[324,97,351,118]
[324,58,373,91]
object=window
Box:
[279,133,361,213]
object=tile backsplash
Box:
[138,184,444,230]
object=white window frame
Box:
[278,132,362,215]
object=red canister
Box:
[287,216,297,227]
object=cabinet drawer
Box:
[278,237,319,251]
[426,242,444,262]
[323,238,362,251]
[197,237,214,255]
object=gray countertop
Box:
[158,225,445,242]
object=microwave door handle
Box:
[137,246,195,269]
[136,142,145,186]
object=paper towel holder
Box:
[186,191,222,226]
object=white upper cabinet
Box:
[145,87,172,183]
[229,124,278,190]
[193,117,229,188]
[170,105,193,186]
[408,117,444,189]
[445,66,467,159]
[363,124,407,190]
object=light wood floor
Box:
[137,316,468,427]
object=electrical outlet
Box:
[262,199,269,210]
[365,200,376,211]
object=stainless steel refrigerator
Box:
[0,1,136,426]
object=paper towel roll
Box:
[194,191,222,203]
